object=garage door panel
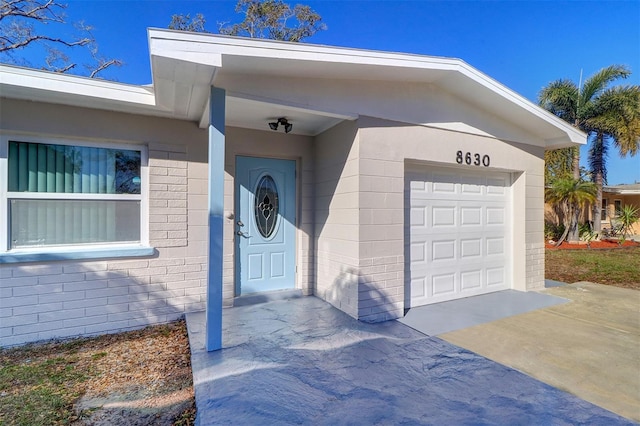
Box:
[432,273,456,296]
[461,270,482,290]
[460,238,482,258]
[406,166,512,308]
[432,239,456,261]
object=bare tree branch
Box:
[88,58,121,78]
[0,0,122,79]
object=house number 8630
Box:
[456,151,490,167]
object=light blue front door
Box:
[235,156,296,295]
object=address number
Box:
[456,151,490,167]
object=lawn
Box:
[546,247,640,290]
[0,319,195,426]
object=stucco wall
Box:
[0,99,210,346]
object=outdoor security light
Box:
[268,117,293,133]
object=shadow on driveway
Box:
[187,296,634,425]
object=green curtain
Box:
[7,141,141,248]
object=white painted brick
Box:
[38,327,87,341]
[185,301,206,312]
[85,320,130,334]
[149,305,183,316]
[64,297,108,310]
[0,307,12,318]
[39,308,84,323]
[12,265,63,277]
[148,289,185,300]
[108,294,141,305]
[107,278,137,288]
[1,333,39,347]
[129,316,165,327]
[16,320,61,335]
[85,271,124,281]
[129,300,165,312]
[64,315,107,328]
[63,262,107,274]
[108,311,147,322]
[168,199,187,208]
[151,273,185,284]
[64,280,108,292]
[1,276,38,287]
[169,280,201,289]
[42,291,86,303]
[129,283,162,294]
[13,302,63,315]
[85,286,129,299]
[13,284,62,297]
[184,271,207,280]
[184,287,206,296]
[2,313,38,327]
[90,303,129,316]
[2,295,38,308]
[0,288,10,298]
[107,261,150,270]
[38,273,86,285]
[0,268,12,279]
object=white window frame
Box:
[601,198,607,221]
[0,134,149,253]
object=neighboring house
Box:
[0,30,585,348]
[599,184,640,235]
[545,184,640,236]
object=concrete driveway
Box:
[186,294,634,425]
[440,282,640,422]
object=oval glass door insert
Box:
[254,175,279,238]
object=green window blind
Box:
[8,141,141,194]
[7,141,142,248]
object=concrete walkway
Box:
[441,282,640,422]
[186,296,634,425]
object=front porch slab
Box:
[186,297,632,425]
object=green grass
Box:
[0,354,88,425]
[546,247,640,289]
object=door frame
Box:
[234,154,298,297]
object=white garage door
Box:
[406,165,512,308]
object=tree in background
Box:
[168,13,207,33]
[545,177,597,245]
[169,0,326,42]
[539,65,640,232]
[0,0,121,78]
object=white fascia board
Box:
[448,63,587,147]
[0,64,157,107]
[148,28,458,71]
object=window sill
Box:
[0,246,157,264]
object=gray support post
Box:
[206,86,225,351]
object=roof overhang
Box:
[604,185,640,195]
[1,28,586,146]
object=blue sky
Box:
[14,0,640,184]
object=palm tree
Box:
[545,177,597,245]
[539,66,640,231]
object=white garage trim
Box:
[405,164,513,307]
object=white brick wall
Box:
[313,120,360,318]
[0,101,209,347]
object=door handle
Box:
[236,230,250,238]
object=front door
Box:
[235,156,296,295]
